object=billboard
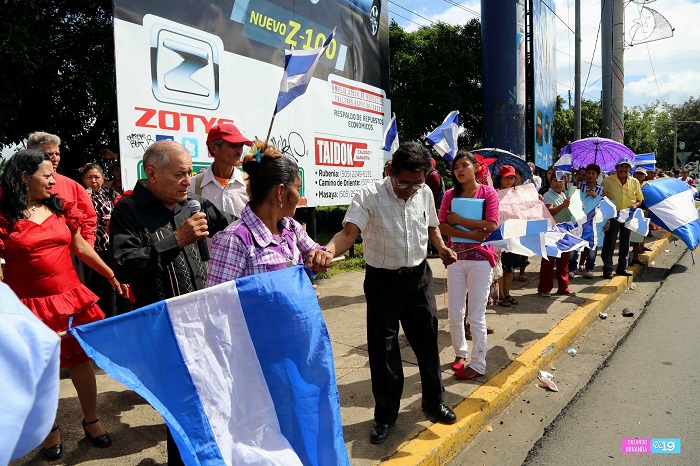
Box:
[480,0,527,157]
[113,0,390,207]
[531,0,556,169]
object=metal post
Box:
[601,0,612,138]
[574,0,582,140]
[674,120,678,169]
[611,0,625,142]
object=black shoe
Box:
[369,423,393,444]
[616,269,633,277]
[603,270,613,279]
[422,402,457,425]
[83,418,113,448]
[41,425,63,461]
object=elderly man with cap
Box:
[189,123,253,219]
[600,156,644,279]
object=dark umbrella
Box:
[559,137,635,172]
[473,148,533,182]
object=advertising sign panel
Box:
[113,0,390,207]
[532,0,556,169]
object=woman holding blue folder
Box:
[438,150,499,381]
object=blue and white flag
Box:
[425,110,461,162]
[556,197,616,250]
[381,114,399,154]
[634,153,656,172]
[642,177,700,255]
[483,218,552,257]
[615,207,650,237]
[70,266,348,466]
[544,226,589,258]
[553,151,572,181]
[275,29,336,115]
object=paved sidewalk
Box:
[11,230,674,466]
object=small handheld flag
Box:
[275,28,336,115]
[381,114,399,154]
[425,110,461,162]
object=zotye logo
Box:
[134,107,232,133]
[315,138,367,167]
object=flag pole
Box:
[265,113,276,146]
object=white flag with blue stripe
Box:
[615,207,650,236]
[425,110,461,162]
[275,29,336,115]
[642,177,700,254]
[70,266,348,466]
[381,114,399,154]
[483,218,552,257]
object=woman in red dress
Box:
[0,150,126,460]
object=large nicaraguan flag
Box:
[425,110,461,162]
[275,28,336,115]
[70,266,349,466]
[642,177,700,254]
[381,114,399,154]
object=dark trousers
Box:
[166,427,185,466]
[86,249,117,318]
[364,261,444,425]
[602,221,631,273]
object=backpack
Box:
[429,169,445,207]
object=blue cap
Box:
[616,156,634,167]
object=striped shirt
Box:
[578,181,604,196]
[343,176,438,269]
[88,187,118,252]
[207,205,321,286]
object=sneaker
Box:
[538,291,552,297]
[585,270,594,279]
[568,271,575,279]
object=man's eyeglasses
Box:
[394,177,425,190]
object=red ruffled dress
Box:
[0,203,104,368]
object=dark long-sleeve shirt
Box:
[110,180,233,309]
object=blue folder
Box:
[450,198,485,243]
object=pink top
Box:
[439,185,499,267]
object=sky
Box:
[388,0,700,109]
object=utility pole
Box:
[611,0,625,142]
[601,0,612,138]
[674,120,678,169]
[574,0,581,140]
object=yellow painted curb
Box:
[382,232,672,466]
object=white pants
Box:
[447,260,493,374]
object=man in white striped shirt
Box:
[326,142,458,445]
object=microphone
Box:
[185,199,209,261]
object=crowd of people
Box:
[1,124,696,461]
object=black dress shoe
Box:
[83,418,113,448]
[616,269,633,277]
[369,423,393,444]
[603,270,613,279]
[41,425,63,461]
[422,402,457,425]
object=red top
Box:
[0,203,102,329]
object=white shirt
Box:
[343,176,438,269]
[189,167,249,219]
[0,282,60,462]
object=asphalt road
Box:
[524,249,699,465]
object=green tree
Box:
[623,103,659,156]
[0,0,117,178]
[389,20,483,152]
[552,97,602,157]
